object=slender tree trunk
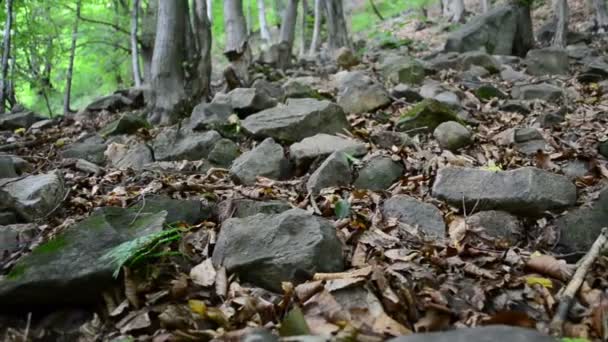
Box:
[299,0,309,56]
[513,1,534,57]
[207,0,213,23]
[224,0,251,89]
[592,0,608,32]
[141,0,157,83]
[552,0,569,48]
[131,0,143,87]
[149,0,187,125]
[325,0,351,50]
[274,0,285,26]
[446,0,465,22]
[247,0,254,36]
[193,0,212,101]
[309,0,323,55]
[64,0,82,116]
[258,0,272,44]
[0,0,14,114]
[369,0,384,20]
[277,0,299,69]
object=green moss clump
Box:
[475,85,507,100]
[397,99,464,132]
[33,236,68,255]
[6,264,27,280]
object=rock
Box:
[433,121,472,151]
[391,84,423,102]
[61,134,107,165]
[371,130,414,149]
[536,19,591,46]
[0,223,37,255]
[335,71,391,114]
[512,83,563,102]
[242,98,350,143]
[84,94,133,112]
[474,84,508,100]
[380,55,426,85]
[208,138,240,167]
[153,127,222,161]
[230,138,290,185]
[600,141,608,158]
[434,91,460,107]
[282,77,323,100]
[557,187,608,253]
[462,65,490,79]
[0,171,66,222]
[499,100,530,115]
[563,160,592,179]
[500,65,529,82]
[460,51,501,73]
[387,325,554,342]
[566,43,596,60]
[252,79,284,100]
[212,208,344,292]
[0,156,18,178]
[142,160,213,174]
[525,48,569,76]
[306,152,352,194]
[382,195,445,236]
[397,99,464,132]
[0,111,45,130]
[99,113,150,137]
[75,159,102,175]
[432,167,577,215]
[0,207,167,307]
[420,80,444,98]
[105,142,154,170]
[130,195,211,225]
[189,103,234,131]
[444,4,533,56]
[242,328,279,342]
[215,199,291,221]
[539,110,565,127]
[0,211,17,225]
[353,156,403,191]
[335,47,359,69]
[466,210,521,244]
[578,57,608,83]
[513,127,547,155]
[29,119,57,131]
[216,88,277,117]
[289,134,367,172]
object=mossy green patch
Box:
[474,85,508,100]
[397,99,464,132]
[6,264,27,280]
[33,235,68,255]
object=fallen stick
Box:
[550,227,608,336]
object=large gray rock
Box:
[105,142,153,170]
[578,57,608,83]
[208,138,240,167]
[525,48,569,76]
[129,195,211,225]
[426,51,500,73]
[466,210,522,244]
[557,187,608,253]
[433,121,472,151]
[281,77,323,100]
[513,127,547,155]
[353,156,404,191]
[212,209,344,292]
[306,152,352,194]
[214,88,277,117]
[380,55,426,85]
[214,198,291,221]
[289,134,367,172]
[230,138,291,185]
[335,71,391,114]
[242,98,350,143]
[387,326,555,342]
[382,195,445,236]
[189,102,234,131]
[397,99,463,132]
[0,207,167,307]
[444,5,533,57]
[252,79,284,100]
[61,134,107,165]
[153,126,221,161]
[512,83,563,102]
[432,167,577,215]
[0,111,45,130]
[0,171,66,222]
[84,94,134,112]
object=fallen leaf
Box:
[483,310,536,328]
[188,300,207,316]
[313,266,373,281]
[525,254,573,281]
[279,306,310,337]
[525,276,553,289]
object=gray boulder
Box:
[557,187,608,253]
[153,127,221,161]
[61,134,107,165]
[105,142,154,170]
[230,138,291,185]
[0,111,45,130]
[432,167,577,215]
[208,139,240,167]
[335,47,359,69]
[382,195,445,236]
[189,103,234,131]
[0,207,167,307]
[513,127,547,155]
[512,83,563,102]
[84,94,133,112]
[499,100,530,115]
[0,156,18,178]
[380,55,426,85]
[252,79,285,100]
[466,210,522,244]
[212,209,344,292]
[391,84,423,102]
[214,88,277,117]
[500,66,529,82]
[370,131,414,149]
[460,51,501,73]
[242,98,350,143]
[99,113,149,137]
[474,84,508,100]
[306,152,352,194]
[281,77,324,100]
[388,325,555,342]
[433,121,472,151]
[0,223,37,256]
[525,48,569,76]
[0,171,66,222]
[289,134,367,172]
[397,99,463,132]
[215,198,291,221]
[354,156,403,191]
[129,195,211,225]
[335,71,391,114]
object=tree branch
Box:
[77,40,131,53]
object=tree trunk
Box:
[0,0,14,114]
[445,0,465,22]
[64,0,82,116]
[481,0,490,12]
[258,0,273,44]
[325,0,351,50]
[192,0,213,101]
[141,0,157,83]
[131,0,143,87]
[299,0,309,56]
[224,0,251,89]
[277,0,299,69]
[247,0,254,36]
[274,0,285,26]
[149,0,187,125]
[207,0,213,24]
[552,0,569,48]
[592,0,608,32]
[513,2,534,57]
[369,0,384,20]
[309,0,323,55]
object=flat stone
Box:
[397,99,464,132]
[432,167,577,215]
[433,121,472,151]
[512,83,563,102]
[75,159,102,175]
[474,84,508,100]
[0,223,37,256]
[370,131,414,149]
[382,195,445,236]
[562,160,592,179]
[153,127,222,162]
[466,210,522,244]
[289,134,367,172]
[61,134,107,165]
[434,91,461,108]
[105,142,153,170]
[335,71,391,114]
[252,79,284,100]
[460,51,501,73]
[85,93,134,112]
[99,113,150,137]
[500,66,529,82]
[0,111,45,130]
[212,209,344,292]
[230,138,291,185]
[242,98,350,143]
[525,48,569,76]
[557,187,608,253]
[215,88,277,117]
[499,100,530,115]
[0,171,66,222]
[388,325,554,342]
[353,156,404,191]
[214,199,291,221]
[306,152,352,194]
[513,128,547,155]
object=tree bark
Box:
[141,0,157,83]
[64,0,82,116]
[369,0,384,20]
[0,0,14,114]
[592,0,608,32]
[277,0,299,69]
[513,2,534,57]
[258,0,273,44]
[445,0,465,22]
[299,0,309,56]
[247,0,254,35]
[131,0,143,87]
[193,0,213,101]
[149,0,187,125]
[224,0,251,88]
[481,0,490,12]
[325,0,351,50]
[552,0,569,48]
[207,0,213,24]
[309,0,323,55]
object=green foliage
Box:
[561,339,590,342]
[335,199,351,219]
[101,228,182,278]
[32,235,68,255]
[371,31,413,50]
[279,307,311,336]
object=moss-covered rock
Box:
[474,84,508,100]
[397,99,464,132]
[99,113,151,137]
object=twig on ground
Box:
[130,193,146,226]
[23,312,32,342]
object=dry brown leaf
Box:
[313,266,373,281]
[483,310,536,328]
[525,254,573,281]
[413,309,451,332]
